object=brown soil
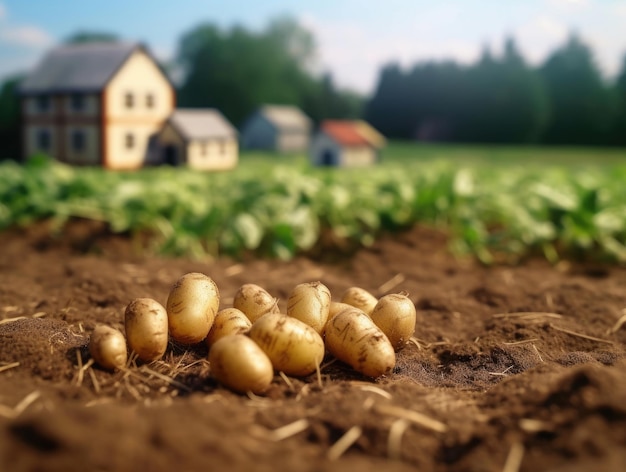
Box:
[1,222,626,472]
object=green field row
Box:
[1,143,626,263]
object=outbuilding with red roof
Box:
[309,120,385,167]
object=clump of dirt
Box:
[1,222,625,471]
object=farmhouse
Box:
[240,105,312,153]
[20,41,175,170]
[157,109,238,170]
[309,120,386,167]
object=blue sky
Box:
[1,0,625,93]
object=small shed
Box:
[157,109,238,170]
[240,105,312,153]
[309,120,386,167]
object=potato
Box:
[287,281,331,334]
[341,286,378,315]
[206,308,252,348]
[233,283,279,323]
[370,292,417,351]
[325,307,395,378]
[124,298,169,362]
[166,272,220,344]
[248,313,325,377]
[328,301,356,321]
[208,334,274,394]
[89,325,127,371]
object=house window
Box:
[70,94,85,112]
[37,129,51,150]
[219,140,226,155]
[125,92,134,109]
[72,130,85,152]
[125,133,135,149]
[146,93,155,108]
[200,142,207,157]
[36,96,50,112]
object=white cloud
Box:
[615,2,626,17]
[534,15,569,41]
[0,25,54,48]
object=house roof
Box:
[258,105,312,132]
[168,109,237,141]
[355,120,387,148]
[19,42,159,94]
[321,120,385,148]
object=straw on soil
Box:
[387,419,410,461]
[327,425,363,461]
[373,403,447,433]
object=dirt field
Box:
[1,222,625,472]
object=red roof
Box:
[321,121,371,147]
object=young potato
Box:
[341,287,378,315]
[206,307,252,348]
[370,292,417,351]
[89,325,127,371]
[328,302,356,321]
[287,281,331,334]
[325,307,396,378]
[166,272,220,344]
[248,313,325,377]
[124,298,169,362]
[208,334,274,394]
[233,283,279,323]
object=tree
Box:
[498,37,549,143]
[462,38,548,143]
[364,63,412,138]
[302,73,362,123]
[612,53,626,146]
[0,75,23,160]
[176,17,320,126]
[539,33,615,145]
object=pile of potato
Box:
[89,272,417,394]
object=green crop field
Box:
[1,142,625,263]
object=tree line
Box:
[1,17,626,161]
[366,35,626,146]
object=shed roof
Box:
[321,120,385,148]
[20,42,157,94]
[258,105,312,131]
[355,121,387,148]
[168,109,237,141]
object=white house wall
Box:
[341,146,376,167]
[277,130,309,153]
[187,139,238,170]
[105,48,174,169]
[106,124,163,170]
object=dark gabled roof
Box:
[168,109,237,141]
[257,105,312,132]
[19,42,157,94]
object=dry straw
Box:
[327,425,363,461]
